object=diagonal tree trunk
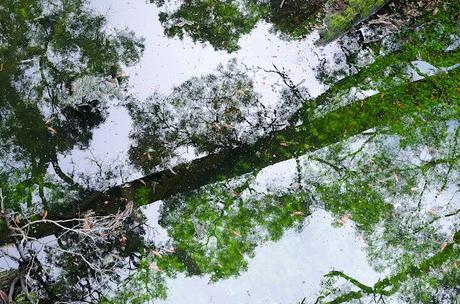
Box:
[0,67,458,246]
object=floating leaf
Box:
[338,213,352,225]
[47,127,57,135]
[150,249,162,257]
[291,211,304,216]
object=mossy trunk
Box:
[0,67,458,246]
[318,0,392,43]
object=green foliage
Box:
[128,59,300,172]
[1,0,458,303]
[134,186,153,206]
[156,0,264,52]
[101,256,168,304]
[318,181,392,232]
[0,0,143,211]
[157,183,310,281]
[151,0,326,52]
[263,0,324,39]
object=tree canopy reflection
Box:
[313,121,459,303]
[0,0,145,302]
[116,7,460,298]
[128,59,303,172]
[0,0,458,303]
[0,0,143,210]
[157,183,310,281]
[111,108,458,303]
[149,0,325,52]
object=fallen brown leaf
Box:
[440,242,448,252]
[47,127,57,135]
[291,211,304,216]
[233,230,241,237]
[338,213,352,225]
[150,249,162,257]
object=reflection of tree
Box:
[315,0,460,87]
[43,205,148,303]
[96,179,310,302]
[101,255,168,304]
[117,100,458,302]
[293,5,460,296]
[156,182,310,281]
[150,0,435,52]
[293,127,460,303]
[0,192,153,303]
[152,0,263,52]
[150,0,325,52]
[128,59,300,172]
[306,76,460,303]
[0,0,143,209]
[316,236,459,303]
[309,62,460,304]
[0,0,145,302]
[118,92,459,299]
[0,1,457,302]
[71,1,460,301]
[80,68,459,303]
[266,0,323,39]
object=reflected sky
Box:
[60,0,340,184]
[155,210,377,304]
[141,152,380,303]
[0,0,458,303]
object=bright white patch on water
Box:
[58,0,340,184]
[152,210,378,304]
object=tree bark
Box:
[0,270,17,298]
[0,67,458,246]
